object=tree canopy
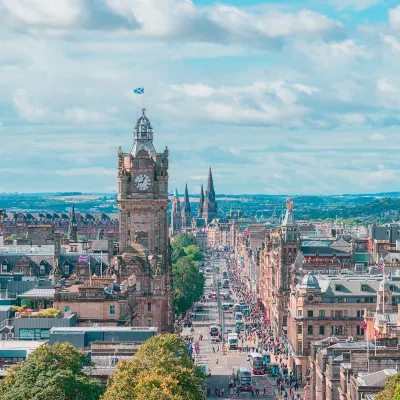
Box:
[171,233,205,316]
[102,334,205,400]
[0,342,103,400]
[376,373,400,400]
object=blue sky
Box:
[1,0,400,195]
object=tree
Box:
[102,334,204,400]
[376,373,400,400]
[184,245,204,262]
[173,256,205,316]
[0,343,103,400]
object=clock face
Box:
[135,174,151,191]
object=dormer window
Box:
[64,264,70,275]
[39,264,45,275]
[140,125,147,137]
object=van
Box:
[233,304,241,312]
[235,312,243,321]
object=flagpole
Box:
[367,327,369,372]
[100,251,103,277]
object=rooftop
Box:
[50,326,158,333]
[356,369,397,387]
[17,287,55,299]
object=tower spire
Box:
[69,204,78,242]
[197,184,204,218]
[206,167,215,199]
[181,184,192,228]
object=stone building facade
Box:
[116,108,173,332]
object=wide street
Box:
[183,256,277,399]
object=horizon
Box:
[2,0,400,194]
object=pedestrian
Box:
[213,346,215,353]
[264,387,267,395]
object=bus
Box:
[194,302,204,312]
[227,333,238,350]
[209,324,221,337]
[249,353,264,375]
[237,367,252,391]
[235,312,243,321]
[233,304,241,313]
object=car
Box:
[199,365,211,377]
[225,329,232,334]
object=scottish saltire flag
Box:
[79,255,89,263]
[133,87,144,94]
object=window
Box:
[357,310,364,318]
[1,263,7,274]
[335,285,343,291]
[297,325,302,334]
[308,310,314,318]
[334,326,343,335]
[356,325,364,335]
[128,230,131,237]
[64,264,70,275]
[128,212,130,218]
[39,265,45,275]
[361,284,368,292]
[136,282,141,291]
[308,325,313,335]
[390,285,395,292]
[147,319,152,327]
[147,302,152,312]
[335,310,344,317]
[387,230,390,236]
[297,310,303,317]
[297,341,302,354]
[64,306,70,313]
[109,306,116,315]
[319,310,325,317]
[20,328,49,340]
[319,325,325,335]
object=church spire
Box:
[181,184,192,228]
[69,204,78,242]
[203,167,218,224]
[206,167,215,200]
[197,184,204,218]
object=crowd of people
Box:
[227,256,306,400]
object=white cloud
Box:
[377,78,398,93]
[381,34,400,53]
[389,5,400,30]
[292,83,321,94]
[12,89,48,122]
[368,132,385,141]
[171,83,215,98]
[55,167,116,177]
[340,113,366,124]
[296,40,372,67]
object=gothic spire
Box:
[281,198,297,227]
[183,184,191,212]
[197,184,204,218]
[69,204,78,242]
[206,167,215,198]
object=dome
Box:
[300,274,320,290]
[379,278,390,287]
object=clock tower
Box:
[118,108,169,257]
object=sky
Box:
[2,0,400,195]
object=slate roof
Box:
[18,287,55,299]
[356,369,397,387]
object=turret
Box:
[68,204,78,243]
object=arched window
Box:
[1,261,8,274]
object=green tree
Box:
[173,256,205,316]
[0,343,103,400]
[171,233,197,262]
[376,373,400,400]
[102,334,204,400]
[184,245,204,262]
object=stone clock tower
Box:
[117,108,169,258]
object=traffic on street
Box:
[181,252,307,399]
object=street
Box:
[182,256,277,399]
